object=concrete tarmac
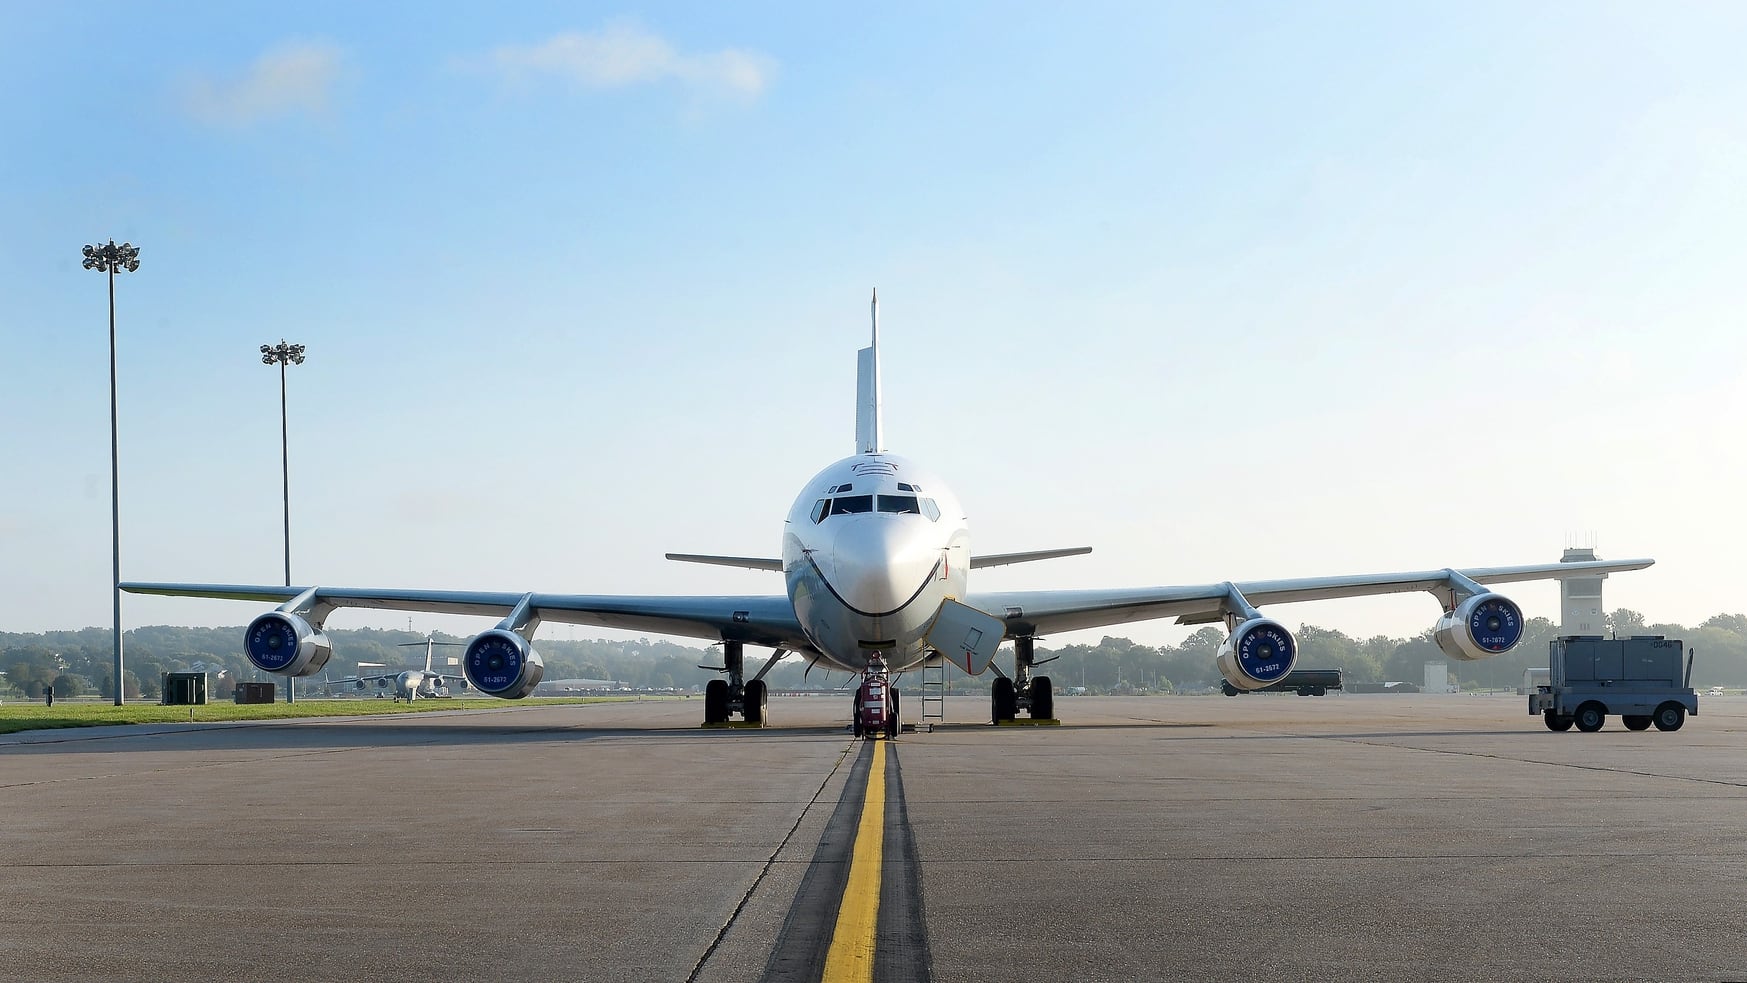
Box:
[3,694,1745,982]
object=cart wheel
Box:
[1622,715,1652,731]
[1652,702,1686,732]
[1543,712,1574,732]
[1574,701,1607,732]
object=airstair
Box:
[918,652,947,732]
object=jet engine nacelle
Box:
[1433,593,1524,661]
[462,629,545,700]
[243,612,334,678]
[1215,617,1298,691]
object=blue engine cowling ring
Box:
[463,629,545,699]
[1215,617,1298,690]
[1432,593,1524,661]
[244,612,333,677]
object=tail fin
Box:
[855,289,883,454]
[399,635,437,672]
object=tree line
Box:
[3,608,1743,702]
[1038,610,1747,694]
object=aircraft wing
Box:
[120,583,812,652]
[324,673,395,686]
[320,671,472,695]
[970,547,1093,569]
[323,671,434,686]
[664,553,784,572]
[965,558,1654,638]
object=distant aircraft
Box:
[324,636,469,703]
[549,678,626,692]
[123,292,1654,729]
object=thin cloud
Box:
[182,40,345,125]
[478,22,774,98]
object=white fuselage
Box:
[392,670,446,701]
[782,453,969,674]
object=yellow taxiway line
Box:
[822,739,887,982]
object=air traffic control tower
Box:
[1560,546,1606,635]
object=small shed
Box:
[161,672,208,706]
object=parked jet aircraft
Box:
[123,292,1653,728]
[324,635,468,702]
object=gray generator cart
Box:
[1530,635,1697,733]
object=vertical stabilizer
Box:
[855,289,884,454]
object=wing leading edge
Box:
[965,558,1654,638]
[119,582,812,653]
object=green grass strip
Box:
[0,696,657,736]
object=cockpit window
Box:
[921,498,941,521]
[829,495,874,515]
[811,499,829,523]
[877,494,922,515]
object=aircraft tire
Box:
[1543,712,1574,732]
[1575,701,1607,733]
[885,689,901,739]
[991,677,1016,724]
[1030,676,1054,720]
[744,680,767,725]
[704,679,729,724]
[1622,714,1652,731]
[1652,702,1686,732]
[851,693,863,737]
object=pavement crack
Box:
[685,739,857,983]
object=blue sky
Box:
[3,3,1745,646]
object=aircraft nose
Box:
[826,516,939,614]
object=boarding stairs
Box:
[918,652,947,732]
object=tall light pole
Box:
[82,240,140,707]
[261,340,306,703]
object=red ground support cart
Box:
[853,655,900,739]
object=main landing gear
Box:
[701,641,783,727]
[991,636,1057,724]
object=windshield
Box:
[812,492,940,522]
[877,495,921,514]
[829,495,874,516]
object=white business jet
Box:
[123,293,1652,728]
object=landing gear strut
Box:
[992,637,1056,723]
[701,641,785,727]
